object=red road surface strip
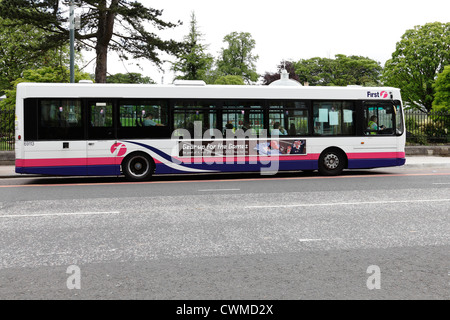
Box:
[0,171,449,188]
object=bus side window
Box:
[118,100,169,139]
[173,101,217,138]
[38,99,84,140]
[268,101,309,136]
[222,101,264,136]
[313,101,355,136]
[91,103,113,127]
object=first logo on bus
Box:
[110,143,127,157]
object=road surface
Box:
[0,167,449,302]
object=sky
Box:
[83,0,450,83]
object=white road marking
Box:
[298,239,324,242]
[198,188,241,192]
[246,198,450,209]
[0,211,120,218]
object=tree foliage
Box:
[0,65,92,112]
[0,17,70,95]
[383,22,450,112]
[294,54,382,86]
[171,12,213,81]
[0,0,184,83]
[432,65,450,112]
[214,75,245,85]
[106,72,155,84]
[216,32,259,83]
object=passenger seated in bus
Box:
[143,114,157,126]
[143,114,164,126]
[224,122,235,135]
[271,122,286,135]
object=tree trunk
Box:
[94,0,119,83]
[95,44,108,83]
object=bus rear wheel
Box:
[318,149,346,176]
[123,152,153,182]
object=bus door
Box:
[362,101,398,151]
[24,99,87,176]
[87,100,120,175]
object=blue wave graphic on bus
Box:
[123,140,218,173]
[124,141,174,162]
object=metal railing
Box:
[405,110,450,144]
[0,109,14,151]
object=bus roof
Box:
[16,82,402,101]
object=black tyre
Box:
[122,153,153,181]
[318,149,346,176]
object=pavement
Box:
[1,156,450,179]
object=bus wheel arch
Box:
[122,151,155,181]
[318,147,347,176]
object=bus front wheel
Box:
[123,152,154,182]
[318,149,346,176]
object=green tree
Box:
[0,17,70,95]
[295,57,331,86]
[294,55,381,86]
[432,65,450,112]
[171,12,213,81]
[332,54,382,86]
[107,73,155,84]
[214,75,245,85]
[0,66,92,112]
[0,0,184,83]
[216,32,259,83]
[383,22,450,113]
[0,66,91,135]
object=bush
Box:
[405,117,449,144]
[419,119,448,138]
